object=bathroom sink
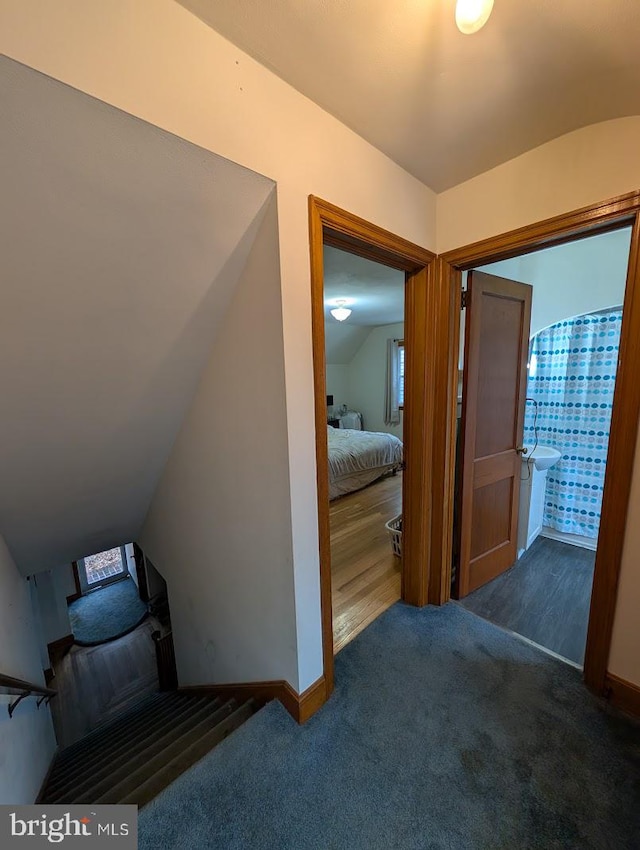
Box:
[523,445,561,471]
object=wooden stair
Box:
[39,692,256,807]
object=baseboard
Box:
[178,675,327,724]
[540,527,597,551]
[604,673,640,718]
[47,634,74,665]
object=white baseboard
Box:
[540,526,597,551]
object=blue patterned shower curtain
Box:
[524,308,623,539]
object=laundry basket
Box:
[385,514,403,558]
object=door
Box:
[456,271,532,597]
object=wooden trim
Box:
[605,673,640,718]
[178,675,326,724]
[437,190,640,697]
[47,633,74,665]
[309,196,437,695]
[66,561,82,604]
[441,191,640,268]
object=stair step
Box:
[53,693,171,765]
[46,697,220,802]
[48,694,194,784]
[120,699,256,808]
[93,699,244,805]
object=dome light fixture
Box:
[455,0,494,34]
[330,299,352,322]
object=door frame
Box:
[437,190,640,694]
[309,197,444,697]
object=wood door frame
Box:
[309,197,442,697]
[437,190,640,694]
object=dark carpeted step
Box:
[46,694,197,787]
[52,692,171,767]
[47,694,208,789]
[92,699,246,805]
[45,697,220,802]
[118,699,257,808]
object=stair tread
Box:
[41,691,257,808]
[46,697,221,800]
[48,697,225,803]
[117,699,257,807]
[49,693,198,779]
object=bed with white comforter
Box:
[327,426,403,500]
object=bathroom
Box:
[455,225,631,667]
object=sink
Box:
[523,445,561,471]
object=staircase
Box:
[40,692,256,807]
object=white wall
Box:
[32,569,73,647]
[125,543,139,590]
[325,365,350,413]
[438,118,640,689]
[0,0,436,693]
[0,535,57,804]
[348,323,405,438]
[478,228,631,337]
[140,193,299,688]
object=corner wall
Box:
[140,193,299,688]
[0,535,57,803]
[348,323,405,437]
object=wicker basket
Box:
[385,514,403,558]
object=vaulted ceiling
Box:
[0,56,274,573]
[178,0,640,191]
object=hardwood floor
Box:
[50,619,160,748]
[459,536,595,665]
[330,473,402,654]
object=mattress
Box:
[328,426,403,499]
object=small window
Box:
[398,340,405,409]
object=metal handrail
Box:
[0,673,57,718]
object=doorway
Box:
[309,197,438,697]
[323,245,405,653]
[438,191,640,695]
[454,228,632,667]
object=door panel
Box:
[456,271,532,597]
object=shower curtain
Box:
[524,308,623,539]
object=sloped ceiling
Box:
[324,246,404,364]
[178,0,640,191]
[0,57,275,574]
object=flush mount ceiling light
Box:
[330,299,352,322]
[455,0,494,34]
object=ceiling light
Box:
[330,300,352,322]
[455,0,494,34]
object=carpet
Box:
[139,603,640,849]
[69,578,148,646]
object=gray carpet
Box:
[69,577,148,646]
[139,603,640,849]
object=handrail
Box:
[0,673,57,718]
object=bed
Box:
[327,425,403,500]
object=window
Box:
[398,340,405,409]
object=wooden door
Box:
[456,271,532,597]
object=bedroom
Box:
[323,245,405,652]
